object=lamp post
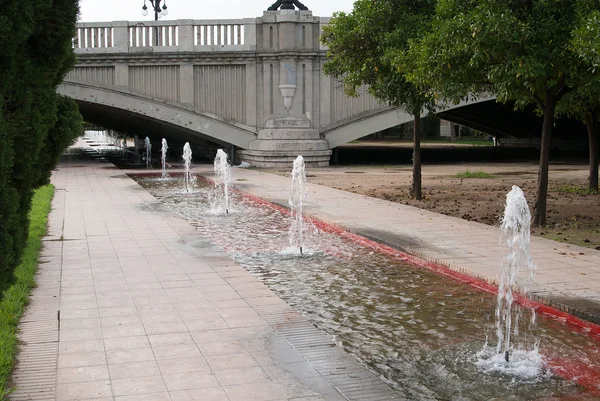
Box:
[141,0,168,46]
[141,0,168,21]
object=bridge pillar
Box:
[238,8,331,167]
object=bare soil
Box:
[262,161,600,250]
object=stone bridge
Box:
[60,5,488,166]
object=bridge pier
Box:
[238,117,331,167]
[238,8,332,167]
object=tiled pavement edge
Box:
[10,144,403,401]
[193,165,600,325]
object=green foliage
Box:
[557,4,600,119]
[0,185,54,400]
[410,0,592,109]
[0,0,80,280]
[572,8,600,69]
[37,96,84,186]
[454,170,495,179]
[321,0,436,114]
[408,0,600,225]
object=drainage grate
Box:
[9,291,60,399]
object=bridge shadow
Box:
[333,144,588,166]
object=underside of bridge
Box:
[437,99,587,141]
[77,100,231,150]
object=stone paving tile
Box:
[108,361,162,380]
[114,394,170,401]
[156,357,211,375]
[111,376,168,396]
[223,381,289,401]
[169,388,230,401]
[214,366,271,386]
[56,380,112,400]
[57,365,110,384]
[162,371,220,391]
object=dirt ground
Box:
[262,160,600,250]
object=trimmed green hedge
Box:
[0,0,81,287]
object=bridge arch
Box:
[58,80,257,148]
[322,97,496,148]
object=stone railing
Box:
[194,20,245,46]
[74,19,257,53]
[75,22,115,48]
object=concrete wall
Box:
[66,67,115,86]
[193,65,247,124]
[129,65,180,102]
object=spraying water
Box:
[289,155,307,255]
[144,137,152,168]
[182,142,195,193]
[161,138,168,179]
[134,135,142,165]
[496,185,536,362]
[122,138,127,159]
[212,149,232,214]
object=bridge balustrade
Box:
[75,23,114,49]
[73,19,253,53]
[129,24,179,47]
[194,21,245,46]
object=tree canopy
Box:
[321,0,436,199]
[408,0,600,226]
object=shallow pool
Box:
[134,174,600,401]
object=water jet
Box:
[289,155,307,255]
[161,138,168,179]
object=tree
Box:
[568,7,600,191]
[321,0,436,200]
[557,85,600,191]
[0,0,80,281]
[409,0,598,226]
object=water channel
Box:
[133,173,600,401]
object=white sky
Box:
[78,0,355,22]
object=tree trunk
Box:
[411,114,422,200]
[585,111,598,191]
[532,96,556,227]
[449,121,456,142]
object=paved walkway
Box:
[10,143,402,401]
[193,164,600,324]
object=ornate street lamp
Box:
[141,0,168,21]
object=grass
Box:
[423,138,494,146]
[556,185,599,195]
[0,185,54,400]
[454,170,495,179]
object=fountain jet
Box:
[496,185,536,362]
[213,149,232,214]
[145,137,152,168]
[182,142,195,193]
[161,138,168,179]
[289,155,307,255]
[134,135,141,165]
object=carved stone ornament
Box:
[267,0,308,11]
[279,84,297,111]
